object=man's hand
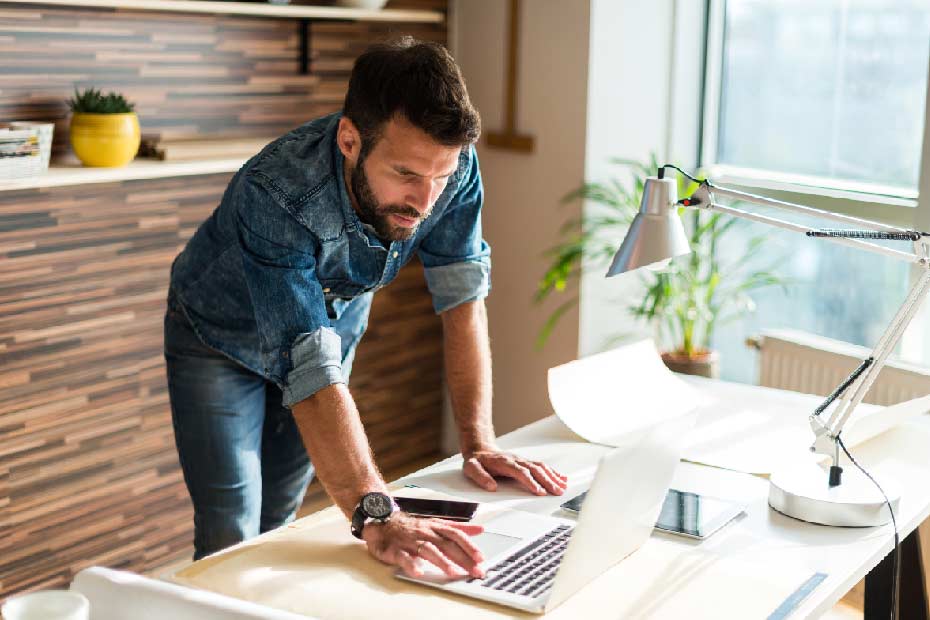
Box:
[463,449,568,496]
[363,511,486,579]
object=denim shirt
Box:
[169,112,491,407]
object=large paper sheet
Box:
[680,375,930,475]
[547,341,930,475]
[547,339,708,445]
[71,567,309,620]
[172,487,821,620]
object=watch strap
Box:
[350,505,367,540]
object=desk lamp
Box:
[609,165,930,527]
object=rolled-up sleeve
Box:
[235,175,344,407]
[417,145,492,314]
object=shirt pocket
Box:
[320,278,368,320]
[319,278,367,299]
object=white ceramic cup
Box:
[1,590,89,620]
[9,121,55,171]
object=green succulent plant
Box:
[536,155,788,357]
[67,87,135,114]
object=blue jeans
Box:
[164,293,315,560]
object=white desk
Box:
[397,425,930,617]
[168,378,930,618]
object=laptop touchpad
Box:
[472,531,522,561]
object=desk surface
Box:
[173,378,930,619]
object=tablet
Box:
[561,488,745,539]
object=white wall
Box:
[449,0,589,442]
[578,0,703,356]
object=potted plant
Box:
[67,88,140,168]
[536,156,786,378]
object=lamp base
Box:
[768,460,899,527]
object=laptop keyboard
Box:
[471,524,573,599]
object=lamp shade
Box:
[606,177,691,276]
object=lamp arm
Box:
[699,200,922,264]
[820,270,930,442]
[686,178,930,467]
[694,181,909,233]
[689,182,925,264]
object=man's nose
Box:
[407,179,443,216]
[407,179,436,215]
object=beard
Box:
[350,154,426,242]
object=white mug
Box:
[9,121,55,171]
[1,590,89,620]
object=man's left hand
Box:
[462,450,568,496]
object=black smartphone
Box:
[393,496,479,521]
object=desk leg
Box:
[865,528,928,620]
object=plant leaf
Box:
[535,296,579,349]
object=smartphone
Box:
[393,496,479,522]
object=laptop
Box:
[396,416,689,614]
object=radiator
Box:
[749,328,930,406]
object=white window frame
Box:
[698,0,930,230]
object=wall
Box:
[0,2,447,159]
[449,0,707,444]
[450,0,588,439]
[579,0,703,357]
[0,0,447,598]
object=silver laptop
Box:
[397,416,688,614]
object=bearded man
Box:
[164,38,567,577]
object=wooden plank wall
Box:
[0,0,446,159]
[0,0,447,600]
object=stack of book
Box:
[138,135,273,162]
[0,128,41,179]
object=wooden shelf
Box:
[0,0,446,191]
[0,0,444,22]
[0,158,248,192]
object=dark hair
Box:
[343,37,481,155]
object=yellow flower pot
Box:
[69,112,141,167]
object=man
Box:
[164,38,567,579]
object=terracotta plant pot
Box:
[661,349,720,379]
[69,112,140,168]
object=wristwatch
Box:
[351,492,397,540]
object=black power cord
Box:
[837,435,900,620]
[658,163,705,184]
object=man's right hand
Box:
[362,511,486,579]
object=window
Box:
[711,211,912,385]
[699,0,930,382]
[715,0,930,192]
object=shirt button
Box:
[322,287,331,293]
[392,251,399,258]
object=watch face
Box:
[362,493,393,519]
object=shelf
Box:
[0,158,248,192]
[0,0,445,22]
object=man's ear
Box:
[337,117,361,165]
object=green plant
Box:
[536,156,787,357]
[67,88,135,114]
